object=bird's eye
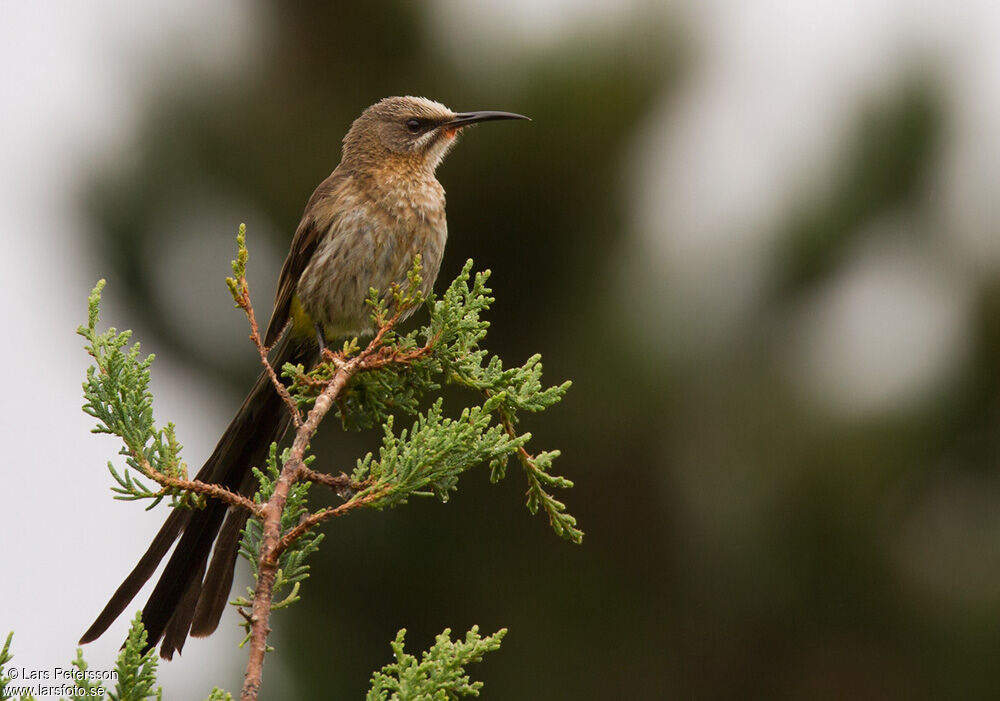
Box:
[405,118,422,133]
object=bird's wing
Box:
[264,169,349,347]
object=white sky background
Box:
[3,0,1000,696]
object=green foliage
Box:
[76,237,575,694]
[298,259,580,542]
[224,223,249,304]
[61,648,106,699]
[232,444,324,643]
[204,690,234,701]
[107,613,161,701]
[367,627,507,701]
[78,281,197,510]
[352,397,525,507]
[0,633,15,701]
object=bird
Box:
[79,96,529,658]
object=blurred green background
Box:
[71,1,1000,698]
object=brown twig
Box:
[129,452,263,517]
[241,351,360,700]
[272,486,389,560]
[297,466,369,496]
[232,277,302,428]
[240,288,443,700]
[152,470,262,516]
[240,308,411,700]
[358,336,437,370]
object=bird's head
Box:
[342,96,529,174]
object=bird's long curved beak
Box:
[445,110,531,127]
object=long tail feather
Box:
[80,333,315,657]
